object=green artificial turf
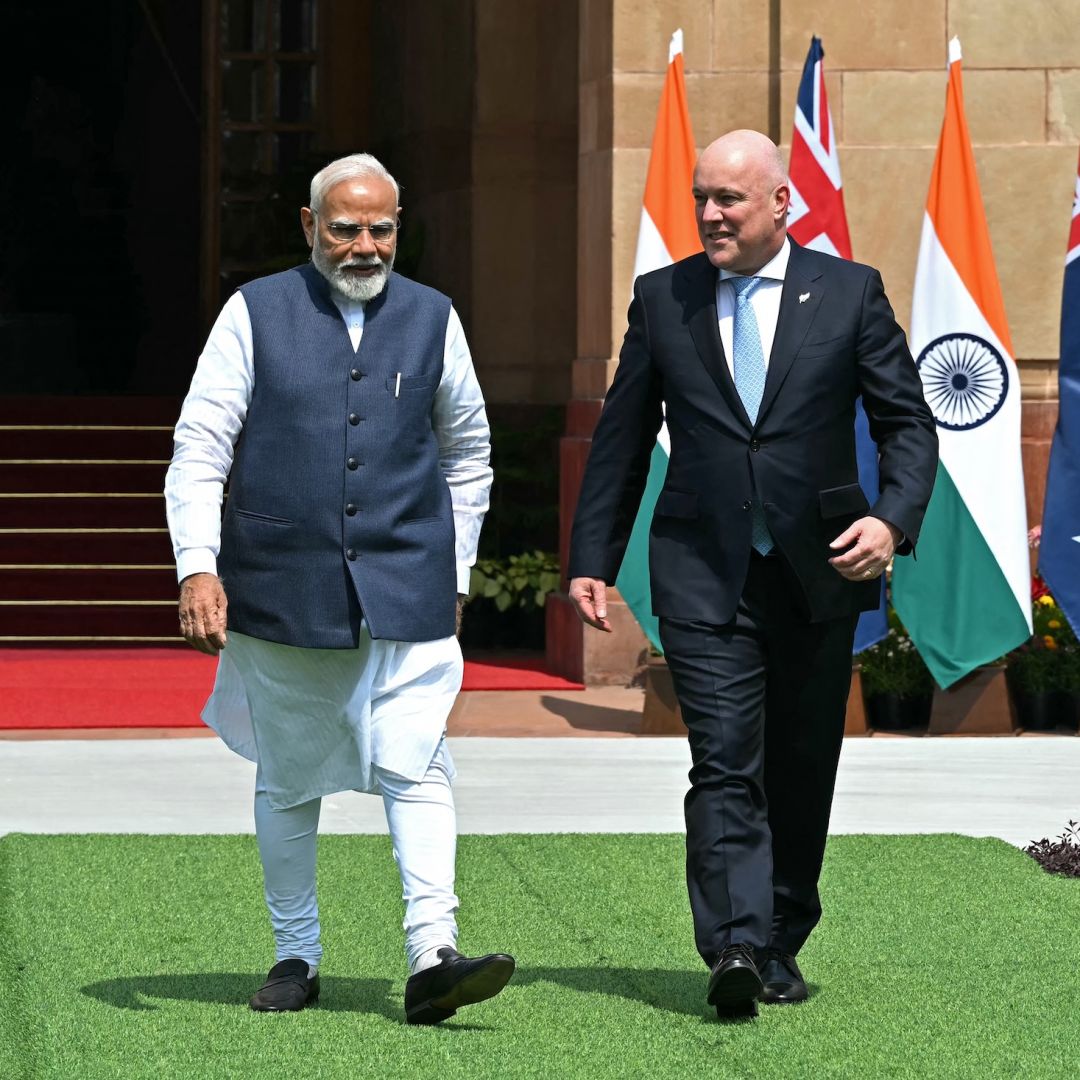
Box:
[2,832,1078,1079]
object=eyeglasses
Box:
[313,211,398,245]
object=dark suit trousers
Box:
[659,553,858,966]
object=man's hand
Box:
[828,516,902,582]
[178,573,228,655]
[569,577,613,632]
[456,594,467,637]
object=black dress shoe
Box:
[404,946,516,1025]
[707,944,763,1018]
[758,949,808,1004]
[249,958,320,1012]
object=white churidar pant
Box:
[203,627,463,968]
[253,753,459,970]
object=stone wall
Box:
[579,0,1080,528]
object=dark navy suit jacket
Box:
[568,240,938,624]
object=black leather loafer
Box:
[404,947,515,1025]
[707,944,763,1018]
[249,958,320,1012]
[758,949,809,1004]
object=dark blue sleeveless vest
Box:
[218,263,456,648]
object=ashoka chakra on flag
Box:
[916,332,1009,430]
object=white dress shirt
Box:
[165,288,492,595]
[714,237,792,375]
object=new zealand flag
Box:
[1039,151,1080,635]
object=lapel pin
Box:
[799,292,810,304]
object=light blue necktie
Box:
[729,276,774,555]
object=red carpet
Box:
[0,649,583,730]
[460,654,584,692]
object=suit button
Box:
[346,548,357,560]
[742,500,752,511]
[345,503,357,516]
[750,439,760,452]
[349,413,360,425]
[347,457,359,470]
[350,368,362,381]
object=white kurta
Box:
[165,281,491,809]
[205,628,462,807]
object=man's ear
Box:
[773,183,791,219]
[300,207,316,250]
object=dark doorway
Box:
[1,0,202,395]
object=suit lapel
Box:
[681,256,753,431]
[757,244,824,424]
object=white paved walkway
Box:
[2,737,1077,847]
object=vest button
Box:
[347,457,359,470]
[349,413,360,425]
[350,369,362,381]
[742,500,752,511]
[346,548,357,560]
[345,503,357,516]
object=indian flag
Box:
[614,29,700,650]
[891,38,1032,688]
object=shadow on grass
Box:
[82,965,783,1026]
[513,966,707,1018]
[81,973,401,1019]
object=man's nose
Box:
[701,199,723,223]
[351,229,378,256]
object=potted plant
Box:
[856,610,935,731]
[1005,574,1080,731]
[461,550,562,651]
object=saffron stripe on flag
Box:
[614,29,699,651]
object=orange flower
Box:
[1043,635,1058,650]
[1048,619,1062,629]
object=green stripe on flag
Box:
[615,442,668,651]
[892,462,1030,688]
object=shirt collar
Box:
[330,290,366,314]
[717,235,791,284]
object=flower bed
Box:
[1006,575,1080,731]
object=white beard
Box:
[311,246,394,302]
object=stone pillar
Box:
[546,0,651,684]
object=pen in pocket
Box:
[395,372,401,398]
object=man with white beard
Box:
[165,153,514,1023]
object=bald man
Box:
[568,131,936,1018]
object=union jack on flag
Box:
[788,36,852,260]
[788,36,885,653]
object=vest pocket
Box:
[386,375,435,392]
[232,507,295,526]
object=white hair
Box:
[309,153,400,212]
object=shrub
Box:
[468,551,561,612]
[1026,820,1080,878]
[1008,583,1080,695]
[856,611,936,698]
